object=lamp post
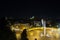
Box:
[41,19,46,36]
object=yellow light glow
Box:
[10,23,60,40]
[30,32,33,36]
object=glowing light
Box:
[30,32,33,36]
[30,16,35,19]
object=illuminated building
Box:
[10,22,30,40]
[9,17,60,40]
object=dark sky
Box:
[0,0,60,18]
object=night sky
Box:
[0,0,60,18]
